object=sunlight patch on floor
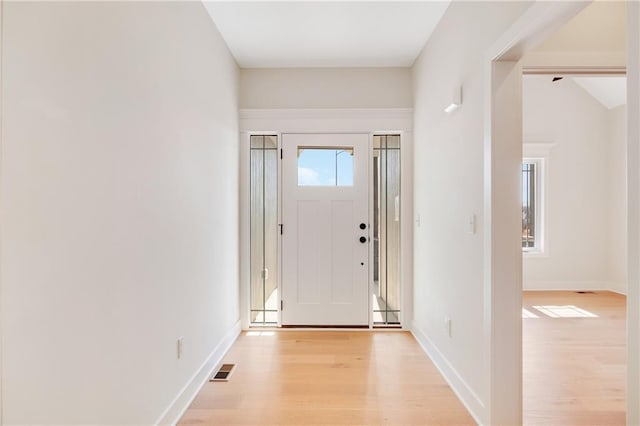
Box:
[522,308,540,318]
[245,331,275,336]
[532,305,598,318]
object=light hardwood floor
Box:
[179,291,625,425]
[523,291,626,425]
[179,331,475,425]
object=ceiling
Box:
[572,77,627,110]
[202,1,451,68]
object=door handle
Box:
[359,236,367,243]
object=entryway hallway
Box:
[178,331,475,425]
[181,290,626,425]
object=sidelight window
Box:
[373,135,401,326]
[250,135,279,325]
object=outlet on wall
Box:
[177,337,184,359]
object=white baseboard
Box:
[155,320,242,426]
[523,280,627,295]
[524,280,609,292]
[411,321,484,426]
[607,282,627,296]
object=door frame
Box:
[483,1,639,424]
[239,108,413,330]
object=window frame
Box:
[522,142,552,257]
[522,158,543,254]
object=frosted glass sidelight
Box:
[373,135,401,325]
[250,135,279,325]
[250,147,265,313]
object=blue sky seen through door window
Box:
[297,147,354,186]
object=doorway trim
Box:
[0,1,4,422]
[484,1,639,424]
[239,108,413,330]
[627,3,640,423]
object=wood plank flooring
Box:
[523,291,626,425]
[179,291,626,425]
[179,331,475,425]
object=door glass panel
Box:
[250,135,278,325]
[373,135,401,326]
[297,147,354,186]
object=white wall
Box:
[520,0,627,294]
[411,1,532,424]
[1,2,239,424]
[522,76,626,291]
[608,105,628,293]
[524,1,626,71]
[240,67,412,109]
[534,1,625,53]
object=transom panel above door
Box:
[281,134,369,326]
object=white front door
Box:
[281,133,369,326]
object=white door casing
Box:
[281,133,369,326]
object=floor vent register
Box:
[210,364,236,382]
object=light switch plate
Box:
[467,214,476,234]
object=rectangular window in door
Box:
[297,147,354,186]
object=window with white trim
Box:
[522,158,544,253]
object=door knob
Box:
[359,223,367,230]
[359,236,367,243]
